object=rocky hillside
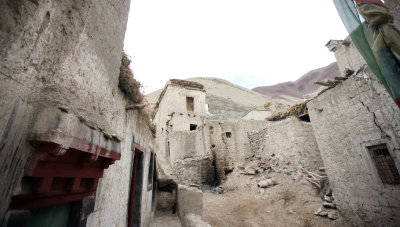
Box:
[146,77,298,120]
[252,62,340,100]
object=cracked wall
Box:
[308,39,400,226]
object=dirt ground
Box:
[202,170,337,227]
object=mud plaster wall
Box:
[169,130,209,163]
[206,120,270,181]
[177,185,210,227]
[308,42,400,225]
[0,0,156,226]
[154,85,206,132]
[154,85,207,180]
[248,118,323,172]
[87,110,157,227]
[169,128,215,185]
[163,120,270,185]
[327,39,366,75]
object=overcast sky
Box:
[124,0,349,94]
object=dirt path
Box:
[150,210,182,227]
[202,171,336,227]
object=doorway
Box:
[128,147,144,227]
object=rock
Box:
[328,211,339,220]
[259,188,265,194]
[314,207,328,217]
[244,167,256,175]
[211,186,227,194]
[324,195,334,203]
[257,178,278,188]
[322,201,336,208]
[314,207,322,215]
[189,184,201,189]
[319,211,328,217]
[185,213,211,227]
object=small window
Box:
[299,114,310,122]
[369,144,400,185]
[190,124,197,131]
[225,132,232,138]
[186,97,194,112]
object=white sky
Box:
[124,0,349,94]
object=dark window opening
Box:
[299,114,311,122]
[190,124,197,131]
[225,132,232,138]
[369,144,400,185]
[186,97,194,112]
[211,145,216,149]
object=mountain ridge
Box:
[252,62,340,100]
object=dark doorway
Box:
[128,147,144,227]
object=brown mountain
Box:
[252,62,340,100]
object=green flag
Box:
[333,0,400,107]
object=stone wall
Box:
[0,0,157,226]
[206,120,270,181]
[169,130,216,185]
[248,118,323,172]
[173,157,216,186]
[308,36,400,226]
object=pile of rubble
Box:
[314,193,339,221]
[301,167,340,221]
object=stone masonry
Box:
[308,37,400,226]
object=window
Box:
[225,132,232,138]
[186,97,194,112]
[299,114,311,122]
[190,124,197,131]
[369,144,400,185]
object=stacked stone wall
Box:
[247,118,322,172]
